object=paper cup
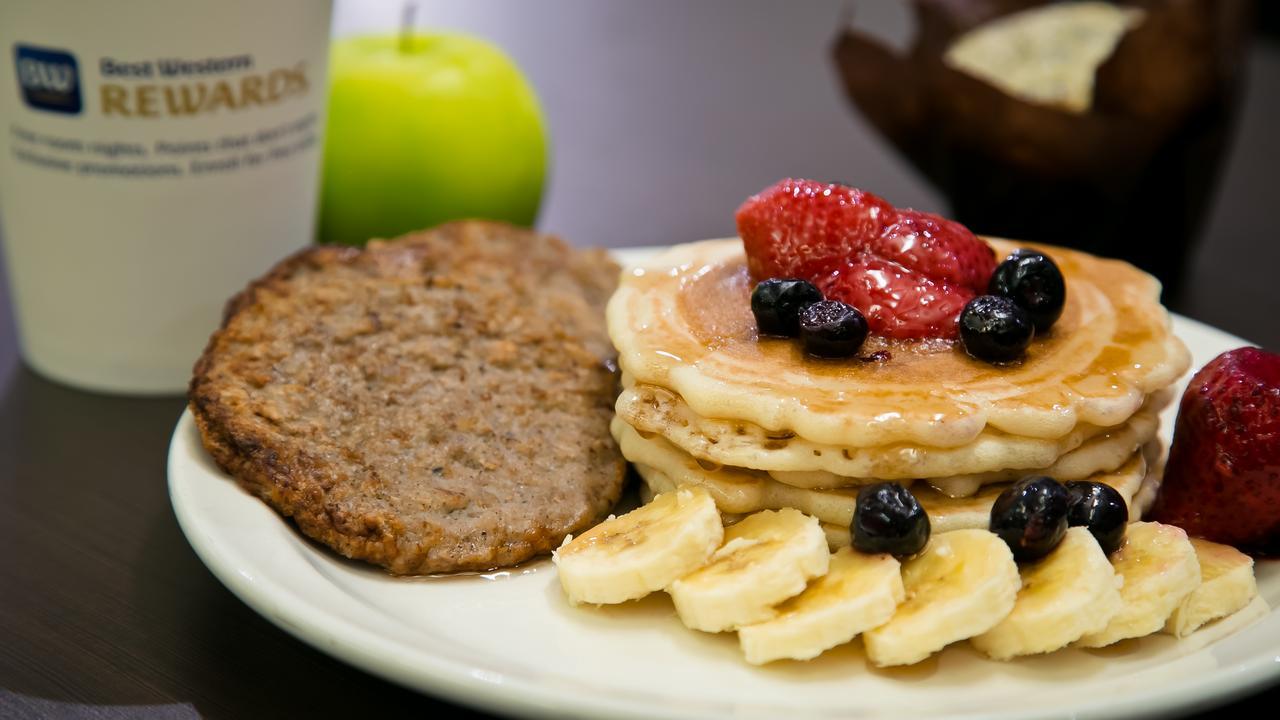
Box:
[0,0,333,394]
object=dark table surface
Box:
[2,2,1278,718]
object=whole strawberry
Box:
[1150,347,1280,554]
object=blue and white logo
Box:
[14,44,82,115]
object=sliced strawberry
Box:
[869,209,996,294]
[738,179,995,340]
[816,257,973,340]
[736,179,895,280]
[1150,347,1280,553]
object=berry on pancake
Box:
[989,249,1067,332]
[736,179,894,281]
[737,179,995,339]
[869,209,995,294]
[817,256,972,340]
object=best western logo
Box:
[100,64,309,117]
[14,44,83,114]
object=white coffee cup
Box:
[0,0,333,394]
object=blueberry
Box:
[989,476,1069,562]
[750,278,823,337]
[988,249,1066,332]
[798,300,868,358]
[853,482,930,556]
[959,295,1034,363]
[1065,481,1129,555]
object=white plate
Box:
[169,248,1280,720]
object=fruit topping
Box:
[869,209,996,294]
[798,300,869,358]
[818,256,974,340]
[971,527,1121,660]
[862,529,1019,667]
[750,278,823,337]
[1065,481,1128,555]
[553,486,723,605]
[852,482,931,557]
[737,179,996,339]
[1164,537,1257,639]
[669,508,829,632]
[988,249,1066,332]
[959,295,1035,363]
[737,179,895,281]
[561,495,1261,665]
[1150,347,1280,554]
[1076,522,1201,648]
[989,476,1069,562]
[738,548,904,665]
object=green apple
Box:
[319,33,547,246]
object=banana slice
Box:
[863,529,1020,667]
[972,527,1121,659]
[738,548,904,665]
[1164,537,1257,639]
[668,508,829,632]
[553,486,723,605]
[1077,521,1201,647]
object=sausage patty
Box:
[190,221,625,574]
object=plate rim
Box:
[169,293,1280,720]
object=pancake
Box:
[635,468,1162,552]
[618,379,1166,484]
[608,238,1189,449]
[775,394,1162,496]
[631,449,1151,541]
[826,456,1161,551]
[616,417,1152,533]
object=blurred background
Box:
[2,0,1275,391]
[336,1,947,247]
[331,0,1276,344]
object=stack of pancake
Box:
[607,238,1190,548]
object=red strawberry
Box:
[868,209,996,294]
[816,257,974,340]
[1150,347,1280,554]
[736,179,895,280]
[738,179,996,339]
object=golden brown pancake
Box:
[608,238,1189,449]
[616,377,1167,485]
[629,442,1153,539]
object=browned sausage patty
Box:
[190,221,625,574]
